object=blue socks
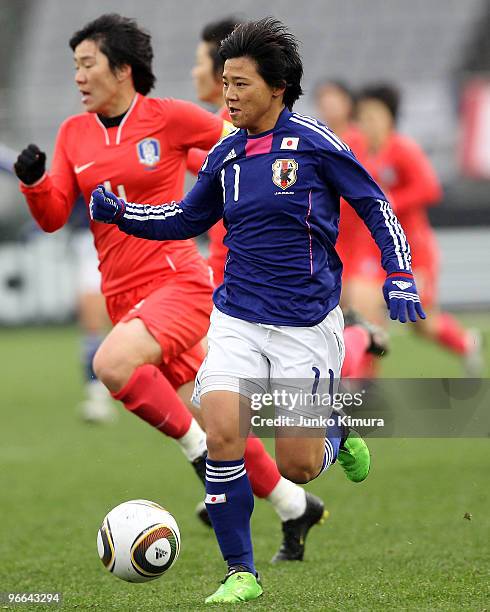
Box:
[319,411,343,475]
[205,458,255,573]
[82,333,104,381]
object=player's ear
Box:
[271,83,286,100]
[116,64,132,84]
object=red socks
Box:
[113,365,283,497]
[342,325,371,378]
[112,364,192,439]
[435,313,470,355]
[244,434,281,498]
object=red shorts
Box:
[341,245,384,281]
[410,234,439,309]
[207,220,228,287]
[106,264,213,389]
[338,206,439,307]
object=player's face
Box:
[357,99,394,143]
[315,85,352,131]
[192,42,222,104]
[74,39,127,115]
[223,57,285,135]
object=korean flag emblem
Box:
[272,159,298,190]
[137,138,161,167]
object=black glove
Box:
[14,144,46,185]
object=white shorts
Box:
[192,306,345,426]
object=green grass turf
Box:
[0,319,489,611]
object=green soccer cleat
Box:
[337,431,371,483]
[205,568,263,604]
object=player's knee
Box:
[206,429,241,461]
[93,347,131,392]
[276,458,319,484]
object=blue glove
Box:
[89,185,125,224]
[383,271,426,323]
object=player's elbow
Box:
[37,219,64,233]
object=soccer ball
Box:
[97,499,181,582]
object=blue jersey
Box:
[118,108,411,326]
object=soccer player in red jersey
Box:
[14,12,227,488]
[354,84,482,373]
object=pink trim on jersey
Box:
[306,191,313,274]
[245,133,273,157]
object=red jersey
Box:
[341,124,366,155]
[338,130,442,278]
[334,125,375,276]
[361,132,441,229]
[21,94,224,296]
[187,105,230,286]
[359,132,442,264]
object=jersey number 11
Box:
[220,164,240,203]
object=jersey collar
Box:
[245,107,292,139]
[94,93,140,146]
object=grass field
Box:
[1,317,489,611]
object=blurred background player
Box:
[13,13,332,562]
[353,83,482,375]
[188,17,241,286]
[313,79,364,151]
[68,196,115,422]
[314,80,387,378]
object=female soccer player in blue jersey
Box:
[90,18,425,604]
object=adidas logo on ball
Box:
[155,547,168,560]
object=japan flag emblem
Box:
[272,159,298,190]
[280,137,299,150]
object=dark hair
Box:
[219,17,303,110]
[69,13,155,95]
[358,83,400,121]
[202,17,241,77]
[314,79,355,103]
